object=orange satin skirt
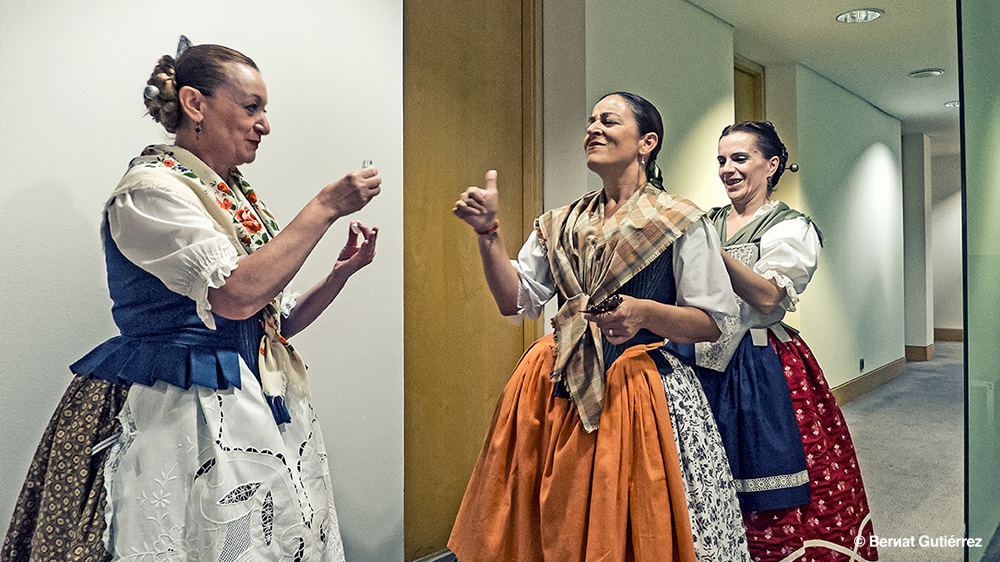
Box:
[448,334,696,562]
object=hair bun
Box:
[144,55,181,133]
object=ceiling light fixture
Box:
[908,68,945,78]
[836,8,884,23]
[944,100,960,108]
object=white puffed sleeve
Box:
[106,188,242,330]
[506,230,557,324]
[673,217,740,331]
[755,216,821,312]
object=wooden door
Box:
[402,0,541,558]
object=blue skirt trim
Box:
[70,332,242,392]
[265,394,292,424]
[696,333,810,512]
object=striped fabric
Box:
[535,182,704,432]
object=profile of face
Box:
[584,95,650,176]
[197,63,270,173]
[717,131,780,203]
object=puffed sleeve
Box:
[673,216,740,330]
[106,188,242,330]
[755,217,821,312]
[506,230,557,324]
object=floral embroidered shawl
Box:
[111,144,306,424]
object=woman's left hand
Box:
[334,221,378,276]
[584,295,646,345]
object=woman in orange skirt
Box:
[449,92,750,561]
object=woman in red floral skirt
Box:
[695,121,878,561]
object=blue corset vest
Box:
[71,224,262,392]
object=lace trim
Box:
[727,199,779,220]
[192,249,241,330]
[760,269,799,311]
[732,469,809,494]
[696,242,756,371]
[279,289,300,318]
[697,309,742,371]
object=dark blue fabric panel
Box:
[697,333,810,511]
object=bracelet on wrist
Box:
[476,219,499,236]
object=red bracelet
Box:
[476,219,499,236]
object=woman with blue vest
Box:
[3,39,379,562]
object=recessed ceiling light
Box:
[836,8,884,23]
[944,100,960,108]
[908,68,945,78]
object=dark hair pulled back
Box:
[600,91,664,186]
[720,121,788,192]
[144,44,259,134]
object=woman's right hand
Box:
[453,170,499,233]
[320,167,382,218]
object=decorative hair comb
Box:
[176,35,193,58]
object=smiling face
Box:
[717,131,780,204]
[584,95,648,177]
[198,63,270,175]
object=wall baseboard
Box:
[831,357,907,407]
[934,328,964,342]
[905,343,935,361]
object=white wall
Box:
[544,0,734,210]
[901,133,934,348]
[0,2,404,560]
[931,152,963,331]
[793,65,906,387]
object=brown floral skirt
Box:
[3,375,128,562]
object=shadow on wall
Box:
[0,181,117,516]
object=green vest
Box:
[707,202,822,246]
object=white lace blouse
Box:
[695,201,822,371]
[105,188,296,330]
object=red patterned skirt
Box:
[743,331,878,562]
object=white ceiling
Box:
[686,0,961,156]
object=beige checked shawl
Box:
[536,182,704,432]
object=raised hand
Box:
[335,221,378,276]
[321,166,382,218]
[453,170,499,233]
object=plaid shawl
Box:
[535,182,704,432]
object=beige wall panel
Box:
[403,0,539,558]
[734,64,765,123]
